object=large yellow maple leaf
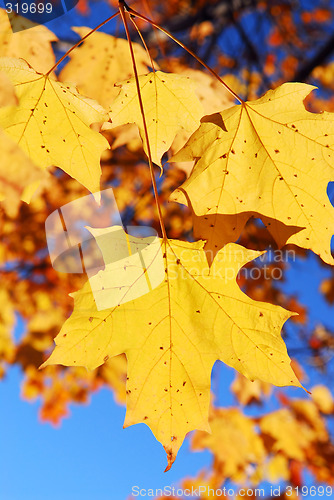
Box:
[0,57,109,194]
[171,83,334,264]
[59,27,154,108]
[42,228,301,470]
[107,71,203,167]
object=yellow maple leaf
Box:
[107,71,203,167]
[107,64,234,160]
[171,83,334,264]
[59,27,155,108]
[41,227,301,470]
[0,57,109,195]
[0,9,58,74]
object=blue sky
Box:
[0,361,213,500]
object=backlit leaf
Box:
[0,57,109,194]
[107,71,203,167]
[42,227,300,470]
[171,83,334,264]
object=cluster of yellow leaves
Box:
[177,388,334,498]
[0,14,211,207]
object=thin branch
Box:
[141,0,167,57]
[46,11,120,75]
[119,0,167,240]
[130,16,157,72]
[126,5,244,104]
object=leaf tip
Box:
[39,358,50,370]
[170,188,187,206]
[163,447,176,472]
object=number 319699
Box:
[5,2,53,14]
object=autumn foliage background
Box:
[1,0,334,498]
